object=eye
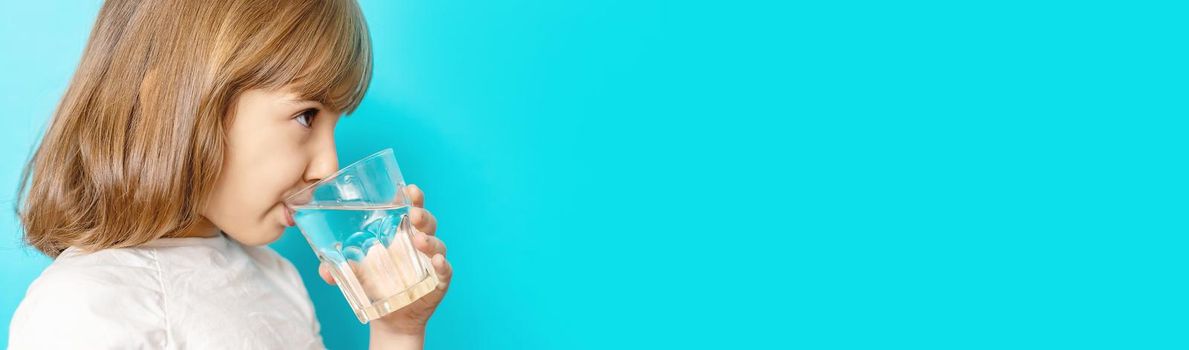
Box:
[293,108,319,128]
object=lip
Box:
[284,206,296,227]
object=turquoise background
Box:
[2,0,1187,348]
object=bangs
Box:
[245,0,372,114]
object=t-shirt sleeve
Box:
[8,268,169,349]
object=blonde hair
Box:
[16,0,373,258]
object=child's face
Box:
[202,88,342,246]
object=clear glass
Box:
[284,148,438,324]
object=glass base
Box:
[352,271,440,323]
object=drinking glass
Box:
[284,148,439,323]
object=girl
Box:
[7,0,452,349]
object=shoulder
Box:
[19,246,166,303]
[8,247,169,349]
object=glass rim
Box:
[284,148,396,204]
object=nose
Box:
[304,141,339,184]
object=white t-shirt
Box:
[7,232,326,349]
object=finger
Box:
[405,184,425,208]
[318,262,337,285]
[431,254,453,291]
[409,207,437,236]
[415,233,446,257]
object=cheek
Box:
[241,156,306,204]
[206,156,305,244]
[207,142,308,238]
[228,125,307,207]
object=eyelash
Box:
[294,108,319,128]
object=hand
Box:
[317,184,454,336]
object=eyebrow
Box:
[281,97,346,116]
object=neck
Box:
[175,217,222,238]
